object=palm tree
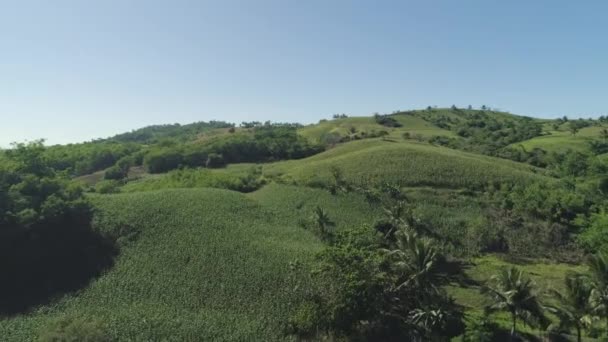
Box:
[481,267,546,341]
[311,206,335,241]
[586,253,608,332]
[382,229,441,294]
[545,274,593,342]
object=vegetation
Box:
[6,108,608,340]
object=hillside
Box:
[264,138,551,190]
[3,107,608,340]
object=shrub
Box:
[95,180,122,194]
[104,165,127,180]
[374,114,402,127]
[144,149,183,173]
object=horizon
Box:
[2,0,607,147]
[0,106,599,148]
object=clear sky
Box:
[1,0,607,146]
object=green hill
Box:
[265,139,552,190]
[2,188,314,340]
[0,186,381,341]
[512,125,607,153]
[4,108,608,340]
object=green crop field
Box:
[0,188,323,341]
[264,139,552,190]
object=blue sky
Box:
[1,0,607,146]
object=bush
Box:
[104,165,127,180]
[144,149,183,173]
[95,180,122,194]
[374,114,402,127]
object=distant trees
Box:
[374,113,402,127]
[111,120,233,143]
[143,125,324,173]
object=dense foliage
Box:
[0,141,115,316]
[109,120,233,143]
[144,124,323,173]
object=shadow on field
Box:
[439,259,479,287]
[0,217,118,316]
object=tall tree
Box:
[482,267,547,340]
[545,274,593,342]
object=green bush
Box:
[95,180,122,194]
[144,149,183,173]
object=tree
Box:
[601,128,608,141]
[545,274,593,342]
[482,267,547,340]
[381,228,463,340]
[382,230,441,294]
[569,121,581,136]
[586,253,608,332]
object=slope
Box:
[264,139,552,190]
[0,186,377,341]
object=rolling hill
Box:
[3,107,607,340]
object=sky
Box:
[1,0,607,146]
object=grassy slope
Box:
[264,139,552,189]
[0,185,378,341]
[510,125,606,153]
[298,114,454,143]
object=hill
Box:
[264,138,551,190]
[4,107,608,340]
